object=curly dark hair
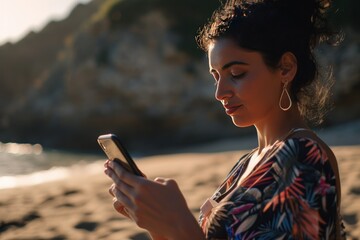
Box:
[196,0,340,125]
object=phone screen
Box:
[97,134,143,176]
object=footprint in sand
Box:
[350,186,360,195]
[0,211,40,232]
[41,189,81,205]
[130,232,151,240]
[56,202,76,208]
[343,213,358,226]
[74,221,99,232]
[41,195,55,204]
[63,189,81,196]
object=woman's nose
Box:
[215,77,233,102]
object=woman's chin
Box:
[231,118,253,128]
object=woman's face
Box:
[208,38,283,127]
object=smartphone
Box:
[97,134,143,176]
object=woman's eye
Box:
[232,72,246,79]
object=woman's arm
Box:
[148,211,204,240]
[105,160,206,240]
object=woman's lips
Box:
[224,105,243,115]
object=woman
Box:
[104,0,345,239]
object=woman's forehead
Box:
[208,39,261,69]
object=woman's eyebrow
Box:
[209,60,248,74]
[222,61,248,70]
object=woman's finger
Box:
[113,198,131,218]
[108,183,115,197]
[105,167,135,197]
[154,177,167,183]
[108,160,145,187]
[112,185,134,209]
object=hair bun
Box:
[268,0,334,46]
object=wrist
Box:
[168,210,205,240]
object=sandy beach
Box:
[0,137,359,239]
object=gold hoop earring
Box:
[279,82,292,111]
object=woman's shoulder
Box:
[281,137,332,166]
[278,131,341,195]
[282,130,337,163]
[269,130,339,179]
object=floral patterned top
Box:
[199,137,344,240]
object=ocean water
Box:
[0,142,105,189]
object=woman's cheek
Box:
[235,78,254,99]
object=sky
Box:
[0,0,92,46]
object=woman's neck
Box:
[254,107,308,153]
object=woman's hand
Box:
[104,160,205,240]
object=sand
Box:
[0,143,359,240]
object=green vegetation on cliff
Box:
[104,0,220,57]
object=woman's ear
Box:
[279,52,297,83]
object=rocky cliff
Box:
[0,0,359,152]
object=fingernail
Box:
[104,160,109,167]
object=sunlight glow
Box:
[0,0,92,45]
[0,161,102,189]
[0,142,43,155]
